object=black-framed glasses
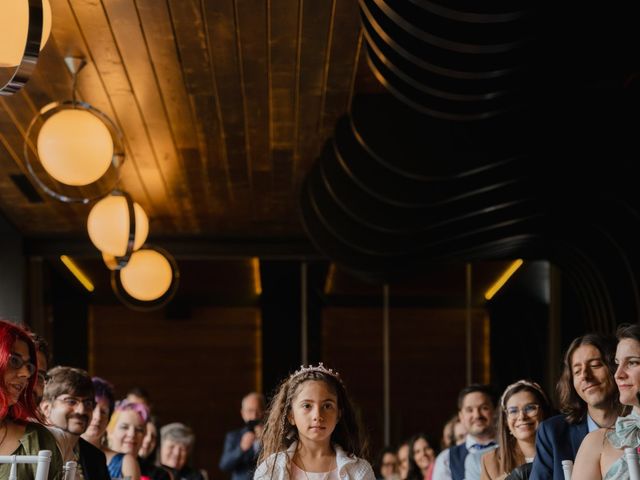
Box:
[506,403,540,418]
[57,396,96,410]
[8,353,36,377]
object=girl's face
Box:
[289,380,339,446]
[412,438,434,471]
[3,339,33,406]
[505,390,542,442]
[108,410,146,454]
[615,338,640,407]
[85,397,111,441]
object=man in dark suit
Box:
[219,392,265,480]
[41,366,111,480]
[530,333,622,480]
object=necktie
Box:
[469,441,497,450]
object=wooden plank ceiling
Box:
[0,0,381,240]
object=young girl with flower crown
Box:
[254,363,376,480]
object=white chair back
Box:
[625,447,640,480]
[63,460,78,480]
[561,459,573,480]
[0,449,52,480]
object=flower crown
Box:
[289,362,340,380]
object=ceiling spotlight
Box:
[0,0,52,95]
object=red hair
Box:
[0,319,40,421]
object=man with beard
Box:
[432,384,497,480]
[530,334,622,480]
[41,366,111,480]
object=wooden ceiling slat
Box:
[202,0,251,191]
[236,0,272,220]
[165,0,232,213]
[293,0,336,182]
[48,0,162,225]
[318,0,362,140]
[0,111,78,233]
[101,0,201,233]
[67,0,181,231]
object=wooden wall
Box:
[89,305,261,479]
[322,307,489,460]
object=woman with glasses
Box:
[480,380,552,480]
[572,323,640,479]
[0,319,64,479]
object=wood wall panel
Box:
[89,305,261,479]
[322,307,489,459]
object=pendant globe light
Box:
[0,0,52,95]
[111,246,180,311]
[24,56,124,203]
[87,190,149,269]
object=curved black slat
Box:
[374,0,532,47]
[365,47,520,120]
[349,94,530,179]
[363,23,525,96]
[360,0,524,69]
[408,0,532,18]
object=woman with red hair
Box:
[0,319,64,479]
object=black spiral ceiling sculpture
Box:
[300,1,640,328]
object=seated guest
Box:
[441,415,467,451]
[407,434,436,480]
[530,334,622,480]
[159,422,205,480]
[28,332,50,405]
[376,446,399,480]
[0,319,64,479]
[397,441,410,480]
[106,400,149,480]
[41,366,111,480]
[480,380,552,480]
[572,324,640,479]
[139,419,159,473]
[433,384,498,480]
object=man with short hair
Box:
[41,366,111,480]
[219,392,265,480]
[432,384,498,480]
[530,333,622,480]
[29,332,50,404]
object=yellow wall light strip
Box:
[251,257,262,295]
[484,259,524,300]
[60,255,95,292]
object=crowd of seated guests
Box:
[0,318,205,480]
[375,326,640,480]
[6,314,640,480]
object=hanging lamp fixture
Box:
[24,56,124,203]
[0,0,52,95]
[111,246,180,311]
[87,190,149,269]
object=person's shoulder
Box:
[78,437,107,460]
[539,413,577,432]
[582,427,608,447]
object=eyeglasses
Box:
[57,396,96,410]
[506,403,540,419]
[8,353,36,377]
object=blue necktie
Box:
[469,441,497,450]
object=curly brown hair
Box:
[258,366,368,471]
